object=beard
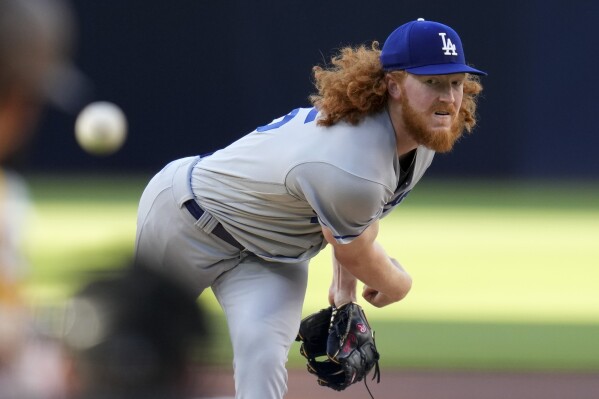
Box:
[399,92,466,153]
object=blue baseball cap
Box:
[380,18,487,76]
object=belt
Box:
[183,199,244,250]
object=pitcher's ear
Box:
[386,76,401,99]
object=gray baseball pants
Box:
[134,156,309,399]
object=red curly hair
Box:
[309,42,483,132]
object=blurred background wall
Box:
[19,0,599,179]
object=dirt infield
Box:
[197,368,599,399]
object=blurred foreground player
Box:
[135,18,486,399]
[0,1,80,398]
[62,266,208,399]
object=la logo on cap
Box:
[439,33,458,56]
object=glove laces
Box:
[363,330,381,399]
[364,366,380,399]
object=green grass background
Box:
[22,175,599,372]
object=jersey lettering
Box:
[389,190,410,207]
[382,190,411,217]
[304,107,318,124]
[256,107,317,132]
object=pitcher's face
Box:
[399,73,466,153]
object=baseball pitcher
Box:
[135,18,485,399]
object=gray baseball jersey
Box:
[192,107,434,263]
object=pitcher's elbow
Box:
[396,276,413,302]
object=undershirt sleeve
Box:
[285,162,388,244]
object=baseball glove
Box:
[296,302,380,393]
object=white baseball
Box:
[75,101,127,155]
